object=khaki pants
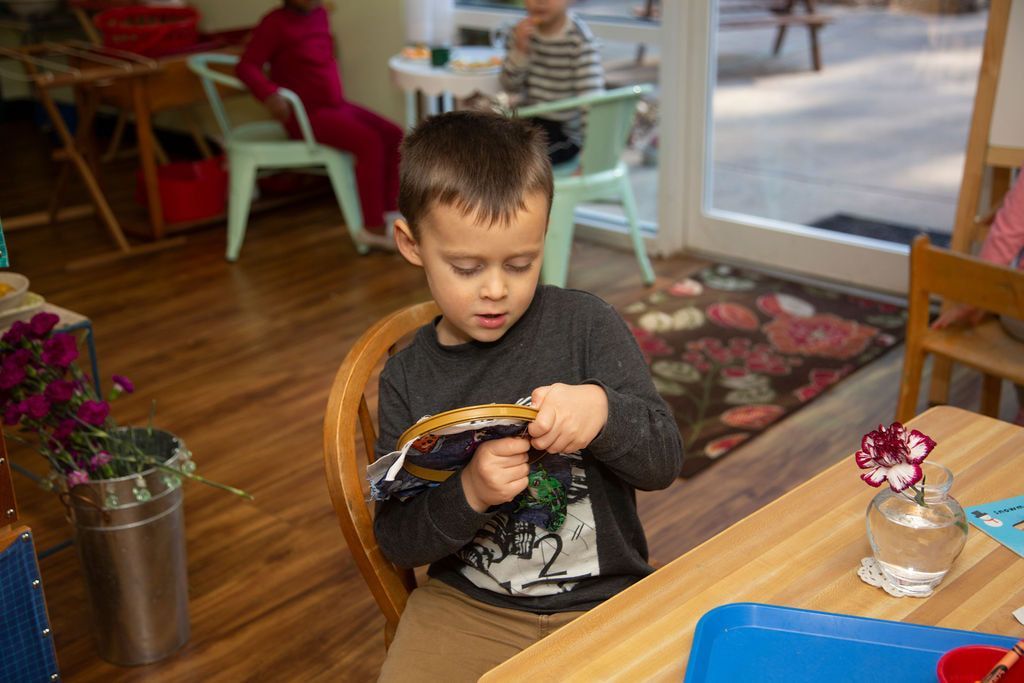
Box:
[378,579,586,682]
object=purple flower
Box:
[3,403,23,426]
[11,349,32,367]
[112,375,134,394]
[855,422,936,493]
[0,359,26,390]
[2,320,31,345]
[22,395,50,420]
[29,312,60,338]
[41,334,78,368]
[45,380,75,403]
[51,418,77,441]
[89,451,111,469]
[66,469,89,487]
[76,400,109,426]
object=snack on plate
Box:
[401,45,430,61]
[449,55,502,71]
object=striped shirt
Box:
[500,12,604,145]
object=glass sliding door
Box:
[678,0,986,293]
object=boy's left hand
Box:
[528,383,608,454]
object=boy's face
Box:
[525,0,571,29]
[395,193,548,346]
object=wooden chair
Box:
[929,0,1021,406]
[512,85,656,288]
[895,236,1024,423]
[322,300,440,646]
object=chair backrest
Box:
[188,52,317,149]
[907,234,1024,334]
[186,53,245,140]
[515,84,654,176]
[322,300,440,640]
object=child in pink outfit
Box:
[237,0,402,244]
[932,177,1024,424]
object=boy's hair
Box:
[398,111,554,239]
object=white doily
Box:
[857,557,934,598]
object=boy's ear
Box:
[394,219,423,267]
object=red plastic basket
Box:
[94,6,199,57]
[135,157,228,224]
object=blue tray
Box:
[684,603,1019,683]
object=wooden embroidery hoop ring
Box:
[396,403,539,484]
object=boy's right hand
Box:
[460,437,530,513]
[513,17,537,54]
[265,92,291,123]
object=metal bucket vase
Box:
[63,428,190,666]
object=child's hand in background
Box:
[461,437,530,513]
[529,383,608,454]
[512,16,537,54]
[931,303,986,330]
[265,92,292,123]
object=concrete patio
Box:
[589,3,988,241]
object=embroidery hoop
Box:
[395,403,539,483]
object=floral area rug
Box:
[621,264,907,477]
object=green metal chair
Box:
[187,53,367,261]
[514,84,656,287]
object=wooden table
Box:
[483,406,1024,681]
[92,45,240,240]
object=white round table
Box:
[388,47,504,128]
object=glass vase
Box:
[865,462,967,596]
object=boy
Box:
[374,111,683,680]
[236,0,402,247]
[499,0,604,165]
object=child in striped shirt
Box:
[500,0,603,165]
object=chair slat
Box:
[323,300,440,641]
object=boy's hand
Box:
[931,303,986,330]
[513,17,537,54]
[528,383,608,454]
[265,92,291,123]
[461,437,530,513]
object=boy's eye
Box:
[451,264,480,277]
[506,261,533,273]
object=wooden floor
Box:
[2,120,1013,682]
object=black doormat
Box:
[811,213,951,249]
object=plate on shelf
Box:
[684,603,1020,683]
[400,45,430,62]
[448,46,503,73]
[0,292,46,329]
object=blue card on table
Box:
[965,494,1024,558]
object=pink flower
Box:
[66,470,90,487]
[89,451,111,469]
[76,400,109,426]
[3,403,23,426]
[52,418,77,441]
[855,422,936,492]
[22,395,50,420]
[45,380,75,403]
[112,375,134,394]
[41,334,78,368]
[1,320,31,345]
[29,312,60,338]
[11,349,32,367]
[0,358,26,390]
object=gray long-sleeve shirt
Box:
[373,285,683,613]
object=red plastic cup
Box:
[937,645,1024,683]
